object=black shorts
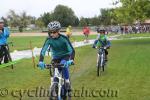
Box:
[0,45,10,64]
[52,55,70,64]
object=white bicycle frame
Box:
[50,67,65,100]
[100,53,104,67]
[97,48,105,67]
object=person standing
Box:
[0,19,11,64]
[83,26,90,43]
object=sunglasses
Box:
[49,31,58,34]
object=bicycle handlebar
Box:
[37,60,74,69]
[45,63,64,69]
[46,60,74,69]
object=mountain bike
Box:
[45,60,74,100]
[97,47,107,76]
[0,42,14,69]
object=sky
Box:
[0,0,119,18]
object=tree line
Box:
[1,0,150,32]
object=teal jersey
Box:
[40,34,74,61]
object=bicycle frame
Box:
[45,60,73,100]
[98,47,105,67]
[46,64,66,100]
[53,67,64,100]
[99,47,105,66]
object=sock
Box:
[66,79,70,83]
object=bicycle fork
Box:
[58,80,62,100]
[51,68,64,100]
[101,53,104,67]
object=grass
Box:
[0,38,150,100]
[7,33,116,51]
[8,35,97,51]
[117,32,150,39]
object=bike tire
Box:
[102,65,105,72]
[97,56,101,77]
[49,83,58,100]
[102,52,106,72]
[62,82,72,100]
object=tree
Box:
[20,11,30,28]
[40,12,53,27]
[1,17,8,27]
[7,10,37,32]
[53,5,78,27]
[114,0,150,24]
[79,17,88,26]
[7,10,20,27]
[35,18,44,28]
[74,17,79,26]
[99,8,113,25]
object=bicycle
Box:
[0,42,14,69]
[97,47,107,76]
[45,60,74,100]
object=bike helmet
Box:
[68,25,72,28]
[97,27,105,34]
[47,21,61,31]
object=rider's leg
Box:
[3,46,9,63]
[86,34,88,42]
[0,46,3,64]
[0,46,5,64]
[60,59,71,91]
[63,67,71,91]
[60,60,70,81]
[96,54,100,67]
[105,49,108,61]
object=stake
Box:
[30,41,36,68]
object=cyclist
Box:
[0,19,10,64]
[92,28,111,62]
[65,25,72,39]
[83,26,90,43]
[38,21,75,90]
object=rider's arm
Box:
[96,34,100,40]
[4,27,10,38]
[105,35,111,47]
[0,27,10,38]
[64,35,75,60]
[39,38,50,62]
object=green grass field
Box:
[0,38,150,100]
[8,35,97,51]
[7,33,116,51]
[117,33,150,39]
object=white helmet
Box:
[47,21,61,31]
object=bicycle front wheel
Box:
[49,83,58,100]
[97,56,101,77]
